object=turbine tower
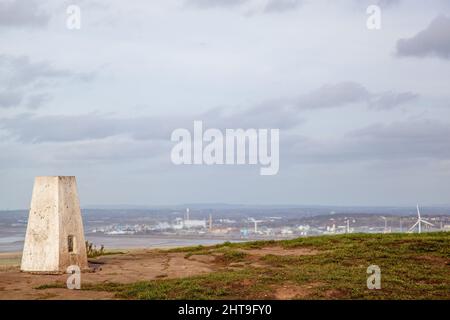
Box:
[249,218,263,234]
[409,204,433,234]
[381,216,388,234]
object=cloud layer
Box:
[0,0,50,27]
[0,55,91,109]
[397,15,450,60]
[1,0,450,208]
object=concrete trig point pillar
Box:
[21,176,88,273]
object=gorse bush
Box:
[85,241,105,258]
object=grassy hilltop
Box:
[77,232,449,300]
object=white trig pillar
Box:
[21,176,88,273]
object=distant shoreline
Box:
[0,234,250,254]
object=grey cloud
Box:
[185,0,249,9]
[0,138,169,170]
[0,55,91,108]
[369,91,418,110]
[264,0,302,13]
[186,0,303,13]
[347,120,450,160]
[0,113,189,143]
[0,0,50,27]
[0,82,419,142]
[396,15,450,60]
[304,82,418,110]
[0,90,23,108]
[377,0,401,6]
[3,116,449,168]
[261,82,417,111]
[25,93,52,109]
[51,138,169,163]
[353,0,401,11]
[296,82,370,109]
[0,55,73,88]
[186,0,399,13]
[205,100,302,131]
[284,120,450,164]
[362,0,401,7]
[0,107,294,144]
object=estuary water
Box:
[0,233,236,253]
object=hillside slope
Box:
[81,232,450,299]
[1,232,448,299]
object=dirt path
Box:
[0,245,323,300]
[0,250,216,300]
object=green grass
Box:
[218,250,248,263]
[43,232,450,299]
[0,258,21,266]
[85,241,126,258]
[167,240,277,253]
[88,250,125,259]
[35,283,67,290]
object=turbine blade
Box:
[421,220,434,226]
[409,221,419,231]
[417,204,421,219]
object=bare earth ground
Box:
[0,247,317,300]
[0,250,217,299]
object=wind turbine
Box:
[381,216,388,234]
[409,204,433,234]
[249,218,263,234]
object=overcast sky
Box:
[1,0,450,209]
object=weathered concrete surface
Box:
[21,176,88,273]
